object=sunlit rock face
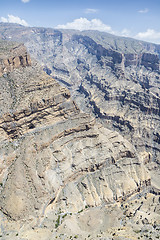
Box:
[0,40,150,222]
[0,24,159,166]
[0,41,31,77]
[0,25,159,240]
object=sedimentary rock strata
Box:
[0,25,159,167]
[0,40,31,77]
[0,40,150,223]
[0,25,159,239]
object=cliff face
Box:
[0,41,150,222]
[0,41,31,77]
[0,25,160,239]
[1,25,158,169]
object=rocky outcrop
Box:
[141,52,159,71]
[0,41,31,77]
[72,35,123,68]
[124,52,159,71]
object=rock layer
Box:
[0,40,31,77]
[0,24,159,166]
[0,40,150,224]
[2,26,158,168]
[0,25,159,239]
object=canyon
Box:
[0,23,160,239]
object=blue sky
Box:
[0,0,160,44]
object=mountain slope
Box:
[0,40,153,240]
[0,25,160,239]
[0,23,160,168]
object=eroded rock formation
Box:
[0,25,159,165]
[0,41,150,222]
[0,41,31,77]
[0,25,159,239]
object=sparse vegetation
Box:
[78,209,83,213]
[55,215,61,228]
[62,213,67,218]
[134,230,141,233]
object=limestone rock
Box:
[0,40,31,77]
[0,41,150,224]
[0,24,159,169]
[0,25,159,239]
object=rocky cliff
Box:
[0,39,149,216]
[0,40,31,77]
[0,25,160,239]
[1,24,159,168]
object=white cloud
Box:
[1,17,8,23]
[55,18,114,33]
[84,9,99,14]
[135,29,160,44]
[0,14,28,26]
[21,0,30,3]
[138,8,149,14]
[120,28,131,37]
